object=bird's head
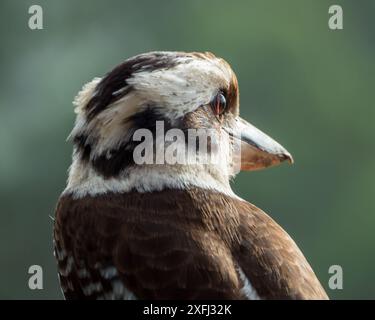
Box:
[67,51,293,196]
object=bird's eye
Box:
[211,92,227,116]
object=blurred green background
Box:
[0,0,374,299]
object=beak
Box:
[227,117,294,171]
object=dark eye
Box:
[211,92,227,116]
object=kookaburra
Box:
[54,51,328,300]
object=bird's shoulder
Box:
[231,199,328,299]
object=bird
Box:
[54,51,328,300]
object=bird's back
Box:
[54,187,328,300]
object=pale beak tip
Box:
[287,154,294,164]
[279,152,294,165]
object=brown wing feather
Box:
[233,200,328,299]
